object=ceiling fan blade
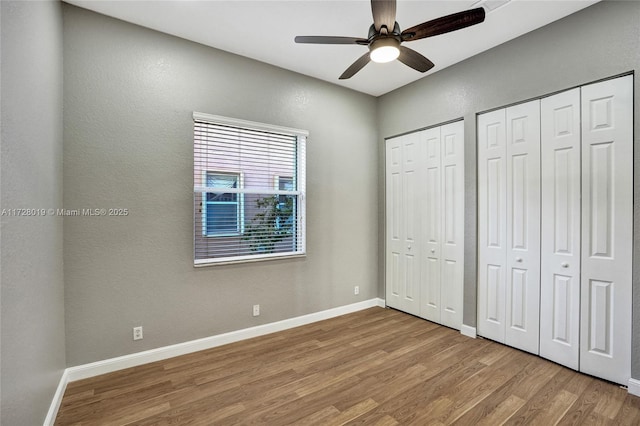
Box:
[295,36,369,45]
[401,7,486,42]
[339,52,371,80]
[397,46,435,73]
[371,0,396,32]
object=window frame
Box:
[193,112,308,266]
[201,170,245,237]
[273,175,295,232]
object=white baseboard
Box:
[460,324,477,339]
[45,298,384,425]
[65,297,384,382]
[628,378,640,397]
[43,369,69,426]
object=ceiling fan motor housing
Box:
[368,22,402,40]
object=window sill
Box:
[194,252,306,267]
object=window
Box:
[274,176,294,231]
[202,172,243,236]
[194,113,307,265]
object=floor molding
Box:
[43,369,69,426]
[67,298,385,382]
[460,324,477,339]
[45,298,384,425]
[628,378,640,397]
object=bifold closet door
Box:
[386,133,421,316]
[478,100,541,354]
[540,88,582,370]
[386,121,464,327]
[504,102,541,354]
[421,121,465,329]
[580,75,632,385]
[421,127,442,323]
[523,75,631,385]
[478,109,507,343]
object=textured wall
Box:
[377,0,640,376]
[62,4,378,366]
[0,1,65,424]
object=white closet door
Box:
[386,136,404,311]
[540,88,581,370]
[580,75,632,385]
[504,101,541,354]
[421,127,442,323]
[477,109,507,343]
[439,120,465,329]
[386,133,421,316]
[478,102,540,352]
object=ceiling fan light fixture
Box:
[369,38,400,63]
[294,0,487,79]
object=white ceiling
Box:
[64,0,600,97]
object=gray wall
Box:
[62,4,379,366]
[1,0,637,421]
[0,1,66,425]
[377,0,640,377]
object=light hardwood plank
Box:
[55,307,640,425]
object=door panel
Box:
[540,88,581,370]
[391,172,401,241]
[587,279,612,355]
[505,101,540,354]
[442,259,458,316]
[551,274,573,344]
[424,257,440,313]
[421,127,441,322]
[387,138,403,307]
[402,134,421,315]
[425,169,440,245]
[405,253,417,301]
[510,154,529,250]
[580,75,632,385]
[390,252,400,296]
[509,268,527,329]
[444,165,457,244]
[386,134,421,315]
[439,121,464,329]
[486,158,503,248]
[588,142,613,258]
[486,264,503,323]
[478,109,507,343]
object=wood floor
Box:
[55,307,640,425]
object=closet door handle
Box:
[561,262,569,268]
[431,249,435,253]
[407,245,412,250]
[515,257,523,263]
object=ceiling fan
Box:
[294,0,486,79]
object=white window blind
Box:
[193,113,307,265]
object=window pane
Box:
[206,202,238,235]
[279,177,294,191]
[244,194,296,253]
[276,176,294,232]
[206,173,238,202]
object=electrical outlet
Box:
[354,286,360,295]
[253,304,260,317]
[133,326,143,341]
